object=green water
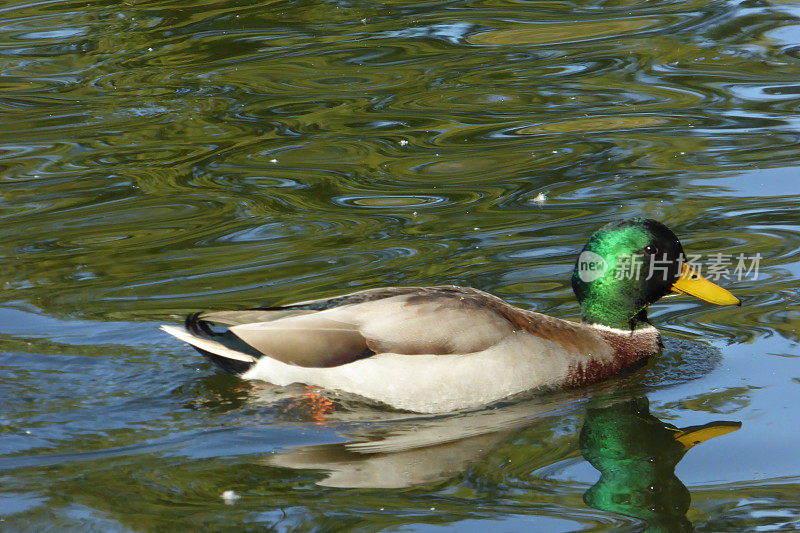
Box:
[1,0,799,530]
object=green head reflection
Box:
[580,397,741,531]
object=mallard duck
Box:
[161,218,740,413]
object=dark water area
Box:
[1,0,799,530]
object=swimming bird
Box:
[161,218,740,413]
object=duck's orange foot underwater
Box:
[283,386,335,422]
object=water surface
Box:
[1,0,799,530]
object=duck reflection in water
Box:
[580,397,740,531]
[263,394,546,488]
[265,394,739,528]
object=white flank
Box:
[241,332,612,413]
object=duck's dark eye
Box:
[644,244,658,255]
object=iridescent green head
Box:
[571,219,686,329]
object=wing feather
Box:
[167,286,584,371]
[230,315,373,367]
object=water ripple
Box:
[1,0,800,527]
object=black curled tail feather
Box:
[185,312,222,337]
[190,346,254,375]
[184,311,261,374]
[183,312,263,375]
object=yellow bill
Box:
[673,421,742,450]
[671,263,741,306]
